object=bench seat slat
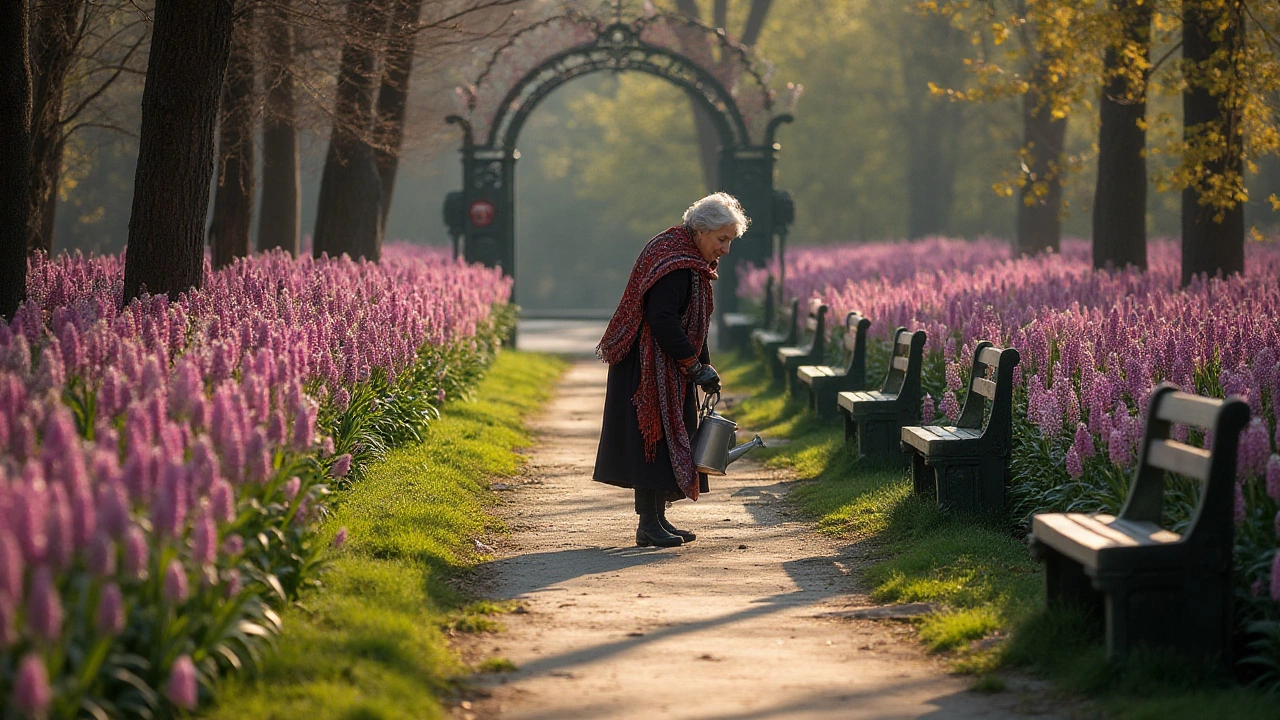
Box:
[723,312,754,327]
[972,377,997,399]
[837,390,895,412]
[1146,439,1212,480]
[1154,392,1222,429]
[777,346,814,360]
[797,365,839,383]
[1032,512,1183,572]
[901,425,983,454]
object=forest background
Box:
[40,0,1280,313]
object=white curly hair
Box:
[682,192,751,237]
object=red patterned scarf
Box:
[597,225,715,500]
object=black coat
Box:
[593,268,710,498]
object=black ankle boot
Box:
[656,500,696,542]
[634,488,682,547]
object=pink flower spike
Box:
[222,534,244,556]
[0,594,16,648]
[0,529,22,601]
[166,654,200,710]
[88,533,116,578]
[333,527,348,548]
[1065,447,1082,479]
[283,476,301,501]
[14,652,52,717]
[163,559,189,604]
[26,565,63,643]
[123,525,149,580]
[1266,454,1280,503]
[331,453,352,478]
[1271,551,1280,602]
[96,582,125,635]
[191,514,217,566]
[1234,484,1246,526]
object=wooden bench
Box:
[776,298,829,396]
[1028,384,1250,665]
[751,297,799,373]
[796,311,871,420]
[837,327,926,463]
[901,341,1019,512]
[722,276,774,351]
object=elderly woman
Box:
[594,192,750,548]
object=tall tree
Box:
[1092,0,1153,271]
[1015,42,1067,255]
[673,0,774,190]
[258,0,300,255]
[374,0,425,233]
[122,0,236,304]
[208,5,256,269]
[900,9,967,239]
[1,0,33,320]
[313,0,387,262]
[1180,0,1246,285]
[28,0,87,256]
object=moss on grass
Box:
[202,351,567,720]
[717,347,1280,719]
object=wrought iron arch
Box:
[444,4,799,322]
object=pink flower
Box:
[163,559,189,604]
[221,534,244,556]
[0,528,22,601]
[1066,447,1083,479]
[209,478,235,524]
[1108,429,1131,468]
[1237,418,1270,480]
[1234,484,1246,525]
[191,513,217,566]
[26,565,62,642]
[1072,423,1095,459]
[1272,551,1280,602]
[332,527,348,548]
[283,476,301,501]
[291,398,316,450]
[123,524,148,580]
[331,453,352,478]
[166,654,199,710]
[921,393,935,423]
[88,533,116,578]
[96,582,125,635]
[0,594,16,647]
[14,653,52,717]
[939,391,960,422]
[1265,454,1280,502]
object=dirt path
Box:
[456,360,1073,720]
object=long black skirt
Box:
[592,344,708,500]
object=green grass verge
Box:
[202,351,568,720]
[717,347,1280,719]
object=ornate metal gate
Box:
[444,3,797,318]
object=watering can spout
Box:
[726,434,765,464]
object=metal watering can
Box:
[692,392,765,476]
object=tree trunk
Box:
[1092,0,1152,271]
[122,0,236,304]
[313,0,386,262]
[1016,63,1067,255]
[674,0,774,191]
[257,0,300,256]
[1181,0,1245,285]
[902,12,965,239]
[1,0,33,320]
[28,0,87,256]
[374,0,424,233]
[208,7,256,269]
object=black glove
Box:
[685,361,721,395]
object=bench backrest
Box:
[954,342,1020,448]
[841,311,872,389]
[800,299,830,358]
[1118,384,1250,548]
[880,328,927,412]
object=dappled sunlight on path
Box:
[456,361,1077,720]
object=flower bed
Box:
[740,237,1280,684]
[0,245,513,717]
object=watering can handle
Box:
[699,390,720,419]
